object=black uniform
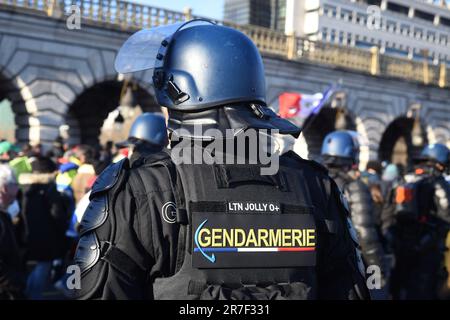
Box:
[328,169,385,270]
[0,210,25,299]
[72,147,369,300]
[382,171,450,299]
[74,19,370,301]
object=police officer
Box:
[73,112,168,225]
[382,143,450,299]
[321,130,387,298]
[115,112,168,165]
[71,20,369,300]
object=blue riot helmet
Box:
[321,130,360,165]
[115,20,300,139]
[116,112,168,149]
[418,143,450,167]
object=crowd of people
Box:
[0,21,449,301]
[0,118,449,300]
[0,138,128,299]
[320,131,450,300]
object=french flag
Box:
[278,86,336,120]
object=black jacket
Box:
[73,150,369,300]
[18,173,72,261]
[381,172,450,252]
[0,210,25,299]
[328,169,385,271]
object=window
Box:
[331,8,337,18]
[427,31,436,42]
[348,33,353,45]
[385,47,408,57]
[441,16,450,28]
[412,52,434,63]
[338,31,344,43]
[367,0,382,6]
[400,24,410,35]
[324,5,337,18]
[440,35,448,45]
[415,28,423,38]
[387,20,396,32]
[387,2,409,16]
[355,40,374,49]
[415,10,434,23]
[354,0,381,5]
[356,13,367,25]
[341,9,352,21]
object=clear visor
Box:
[115,20,214,74]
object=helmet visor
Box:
[115,20,214,74]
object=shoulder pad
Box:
[90,158,129,198]
[74,232,100,273]
[78,194,108,236]
[285,151,328,174]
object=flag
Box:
[278,89,335,120]
[278,93,301,118]
[300,85,338,133]
[311,86,336,116]
[278,92,324,119]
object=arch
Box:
[355,116,371,171]
[0,71,30,145]
[378,116,428,169]
[66,80,160,147]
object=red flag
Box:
[278,92,301,118]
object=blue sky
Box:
[133,0,224,20]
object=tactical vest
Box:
[73,151,355,300]
[328,170,384,266]
[151,149,337,300]
[392,175,443,253]
[393,182,419,222]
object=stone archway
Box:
[378,116,428,169]
[0,71,29,145]
[66,80,160,148]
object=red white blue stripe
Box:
[194,247,315,253]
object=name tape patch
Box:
[192,212,317,269]
[227,201,281,213]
